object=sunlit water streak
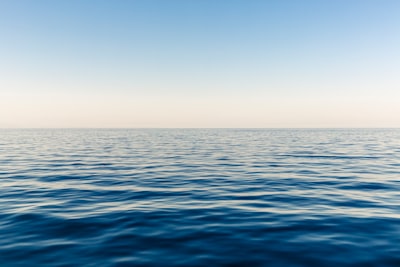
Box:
[1,129,400,266]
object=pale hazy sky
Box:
[1,0,399,128]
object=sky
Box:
[1,0,399,128]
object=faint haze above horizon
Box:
[1,0,400,128]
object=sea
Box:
[0,129,399,267]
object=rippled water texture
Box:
[1,129,400,266]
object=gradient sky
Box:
[1,0,399,128]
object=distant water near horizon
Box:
[1,129,400,266]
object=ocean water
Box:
[1,129,400,267]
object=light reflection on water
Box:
[1,129,400,266]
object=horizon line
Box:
[1,127,399,130]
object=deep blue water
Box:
[1,129,400,266]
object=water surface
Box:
[1,129,400,266]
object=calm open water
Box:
[1,129,400,267]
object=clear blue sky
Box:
[1,0,399,127]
